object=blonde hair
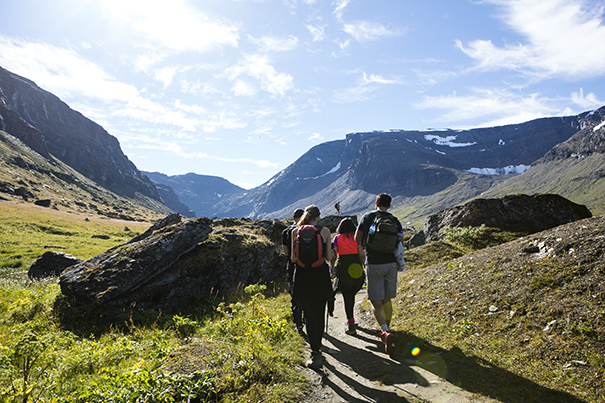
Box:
[298,205,320,226]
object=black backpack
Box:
[366,212,399,254]
[294,225,325,268]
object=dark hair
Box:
[376,193,392,208]
[336,218,356,235]
[298,205,320,226]
[292,208,304,219]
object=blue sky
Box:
[1,0,604,189]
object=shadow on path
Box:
[352,328,587,403]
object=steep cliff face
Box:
[0,66,161,201]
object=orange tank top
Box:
[333,233,359,256]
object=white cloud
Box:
[305,24,326,42]
[100,0,239,52]
[154,66,179,87]
[334,71,402,103]
[343,21,399,42]
[231,80,257,96]
[223,54,294,96]
[413,87,574,127]
[457,0,605,79]
[308,132,324,142]
[333,0,351,21]
[248,34,298,51]
[571,88,604,108]
[0,36,139,103]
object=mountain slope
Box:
[482,107,605,217]
[215,110,597,220]
[0,129,170,220]
[0,66,161,203]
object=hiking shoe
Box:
[345,323,357,335]
[306,352,323,371]
[383,331,396,355]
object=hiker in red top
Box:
[331,218,366,335]
[291,205,333,371]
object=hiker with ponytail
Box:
[291,205,333,371]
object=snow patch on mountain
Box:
[424,134,477,148]
[303,162,341,180]
[467,164,531,175]
[593,121,605,132]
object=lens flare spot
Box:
[411,347,421,356]
[348,263,364,279]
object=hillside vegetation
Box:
[398,218,604,402]
[1,204,603,402]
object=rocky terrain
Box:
[418,193,592,244]
[54,214,289,325]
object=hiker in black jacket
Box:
[291,205,333,370]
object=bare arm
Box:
[354,228,364,244]
[321,227,333,262]
[357,242,365,264]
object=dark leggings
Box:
[341,290,356,320]
[299,297,327,354]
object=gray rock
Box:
[318,215,358,233]
[60,216,213,306]
[423,194,592,243]
[28,251,82,279]
[58,216,288,320]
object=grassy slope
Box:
[481,155,605,217]
[390,168,503,229]
[0,201,151,273]
[391,217,605,402]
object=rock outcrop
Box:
[318,215,358,233]
[422,194,592,243]
[28,251,83,279]
[58,216,288,320]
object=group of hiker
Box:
[282,193,404,371]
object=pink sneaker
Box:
[383,331,395,355]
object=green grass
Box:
[389,217,605,403]
[2,198,603,402]
[482,154,605,217]
[0,202,151,272]
[0,205,308,402]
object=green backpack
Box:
[366,212,399,254]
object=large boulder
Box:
[423,194,592,243]
[58,216,288,320]
[28,251,82,279]
[318,215,358,233]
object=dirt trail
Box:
[299,291,499,403]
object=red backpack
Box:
[294,225,325,268]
